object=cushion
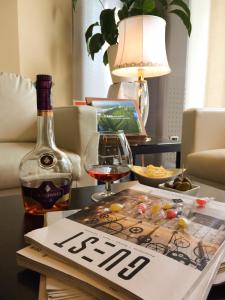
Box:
[187,149,225,185]
[0,143,81,190]
[0,72,36,142]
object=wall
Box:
[144,4,189,167]
[146,11,188,140]
[160,12,188,140]
[0,0,72,106]
[0,0,20,73]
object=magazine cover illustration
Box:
[92,100,142,134]
[68,188,225,271]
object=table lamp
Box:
[112,15,171,126]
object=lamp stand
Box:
[135,75,149,126]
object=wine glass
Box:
[84,131,133,202]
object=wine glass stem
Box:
[105,181,112,194]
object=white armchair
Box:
[181,108,225,186]
[0,72,97,191]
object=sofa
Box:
[0,72,97,192]
[181,108,225,187]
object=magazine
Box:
[20,183,225,300]
[44,209,225,288]
[46,276,98,300]
[18,245,224,300]
[44,210,225,290]
[85,98,147,141]
[17,245,133,300]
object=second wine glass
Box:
[84,131,133,202]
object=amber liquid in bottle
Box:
[19,75,73,215]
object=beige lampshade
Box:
[112,15,171,78]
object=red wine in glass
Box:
[86,165,130,182]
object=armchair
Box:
[0,72,97,192]
[181,108,225,186]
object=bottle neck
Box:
[36,78,55,148]
[36,112,56,148]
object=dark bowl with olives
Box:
[158,175,200,195]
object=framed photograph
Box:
[86,97,146,140]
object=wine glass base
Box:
[91,191,115,202]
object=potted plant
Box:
[85,0,191,65]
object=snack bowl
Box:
[130,165,183,187]
[159,182,200,196]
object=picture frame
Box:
[73,100,87,106]
[85,97,147,140]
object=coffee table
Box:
[0,181,224,300]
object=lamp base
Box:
[134,79,149,126]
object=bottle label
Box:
[22,180,71,209]
[39,153,57,169]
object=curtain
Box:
[185,0,225,108]
[72,0,120,100]
[184,0,211,108]
[205,0,225,107]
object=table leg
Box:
[176,151,181,168]
[130,153,136,180]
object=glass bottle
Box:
[19,74,73,215]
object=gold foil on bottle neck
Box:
[38,110,53,117]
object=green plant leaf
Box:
[170,9,192,35]
[85,22,99,43]
[130,0,155,13]
[170,0,190,17]
[143,0,155,12]
[88,33,105,60]
[148,7,164,18]
[103,49,108,65]
[120,0,136,9]
[158,0,168,8]
[131,0,145,9]
[100,9,118,45]
[128,7,143,16]
[118,4,129,20]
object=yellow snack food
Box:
[110,203,124,212]
[150,203,162,214]
[162,202,173,210]
[145,165,174,178]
